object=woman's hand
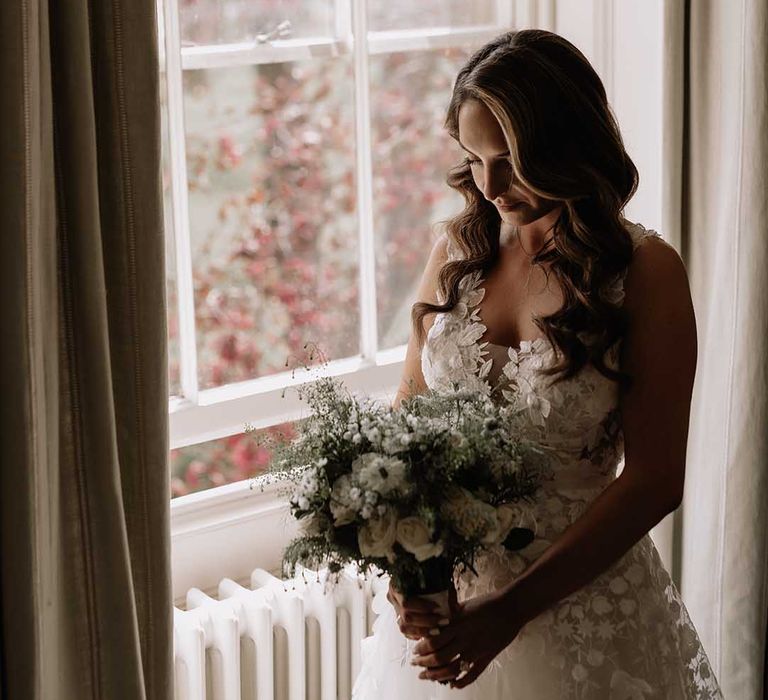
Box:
[409,589,523,688]
[387,581,452,640]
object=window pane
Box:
[179,0,336,47]
[370,47,473,350]
[170,422,296,497]
[367,1,495,32]
[182,60,359,390]
[160,70,182,397]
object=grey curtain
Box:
[677,0,768,698]
[0,2,172,699]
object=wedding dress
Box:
[351,220,723,699]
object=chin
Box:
[500,206,534,223]
[502,205,555,226]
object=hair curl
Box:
[412,29,639,388]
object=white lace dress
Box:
[351,221,723,699]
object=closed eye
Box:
[464,156,513,167]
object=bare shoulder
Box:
[620,234,697,385]
[622,235,691,315]
[415,232,451,308]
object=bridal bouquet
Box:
[253,376,548,600]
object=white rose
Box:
[396,516,444,562]
[358,510,397,561]
[441,487,498,541]
[482,503,521,545]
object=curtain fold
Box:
[0,1,172,698]
[681,0,768,698]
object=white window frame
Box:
[159,0,561,599]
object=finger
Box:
[411,639,463,668]
[450,656,490,689]
[401,596,443,614]
[398,623,439,640]
[417,658,461,682]
[399,609,447,629]
[412,629,457,657]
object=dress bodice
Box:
[420,220,662,546]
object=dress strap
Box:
[605,220,664,307]
[623,219,662,250]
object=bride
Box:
[351,29,722,699]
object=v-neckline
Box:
[472,273,552,357]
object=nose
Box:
[479,163,512,203]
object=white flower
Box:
[352,433,362,444]
[329,474,357,525]
[358,509,398,561]
[395,516,444,562]
[440,487,498,541]
[352,453,407,495]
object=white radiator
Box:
[173,566,384,700]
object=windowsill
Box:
[170,475,296,605]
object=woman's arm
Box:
[499,236,697,626]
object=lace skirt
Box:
[351,534,722,700]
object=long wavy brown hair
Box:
[412,29,639,388]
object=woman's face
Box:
[457,98,561,226]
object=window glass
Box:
[367,1,494,32]
[370,47,470,350]
[170,422,297,497]
[182,60,360,389]
[179,0,336,47]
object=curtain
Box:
[678,0,768,698]
[0,2,172,699]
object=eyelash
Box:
[464,156,513,167]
